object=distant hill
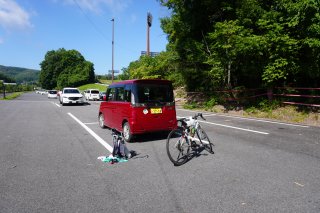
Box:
[0,65,39,84]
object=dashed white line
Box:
[68,112,113,153]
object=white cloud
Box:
[0,0,33,30]
[62,0,130,15]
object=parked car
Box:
[47,90,58,99]
[84,89,100,101]
[59,87,84,105]
[98,79,177,142]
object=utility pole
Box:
[147,12,152,56]
[111,18,115,82]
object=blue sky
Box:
[0,0,170,75]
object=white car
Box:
[84,89,100,101]
[47,90,58,99]
[59,87,84,105]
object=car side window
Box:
[124,89,131,102]
[116,87,125,102]
[124,85,131,102]
[107,88,116,101]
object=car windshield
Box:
[91,90,99,94]
[64,89,80,94]
[136,84,173,104]
[49,91,57,94]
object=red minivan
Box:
[98,79,177,142]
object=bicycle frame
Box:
[180,117,210,145]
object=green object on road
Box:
[98,156,128,164]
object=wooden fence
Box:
[211,87,320,108]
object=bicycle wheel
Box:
[166,128,190,166]
[196,127,214,154]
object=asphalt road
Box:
[1,92,319,213]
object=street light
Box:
[111,18,115,83]
[147,12,152,56]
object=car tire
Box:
[123,122,133,142]
[98,114,106,129]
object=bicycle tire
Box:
[196,127,214,154]
[166,128,190,166]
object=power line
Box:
[72,0,110,42]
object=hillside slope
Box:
[0,65,39,83]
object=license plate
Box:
[151,108,162,114]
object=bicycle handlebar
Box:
[177,113,206,127]
[193,113,206,120]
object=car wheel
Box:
[123,122,132,142]
[98,114,106,129]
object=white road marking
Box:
[177,116,269,135]
[84,122,99,125]
[177,108,309,128]
[68,113,113,153]
[54,103,61,107]
[294,182,304,187]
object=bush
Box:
[204,97,217,110]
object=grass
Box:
[77,83,108,92]
[242,105,319,126]
[98,79,120,85]
[77,80,122,92]
[0,92,23,100]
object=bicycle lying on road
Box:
[166,113,214,166]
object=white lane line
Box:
[51,102,61,107]
[68,113,113,153]
[200,120,269,135]
[177,108,309,128]
[177,116,269,135]
[84,122,99,125]
[294,182,304,187]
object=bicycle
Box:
[166,113,214,166]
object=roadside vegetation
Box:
[0,92,23,100]
[180,92,319,126]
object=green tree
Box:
[158,0,320,90]
[39,48,95,89]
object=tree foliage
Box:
[156,0,320,91]
[39,48,95,89]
